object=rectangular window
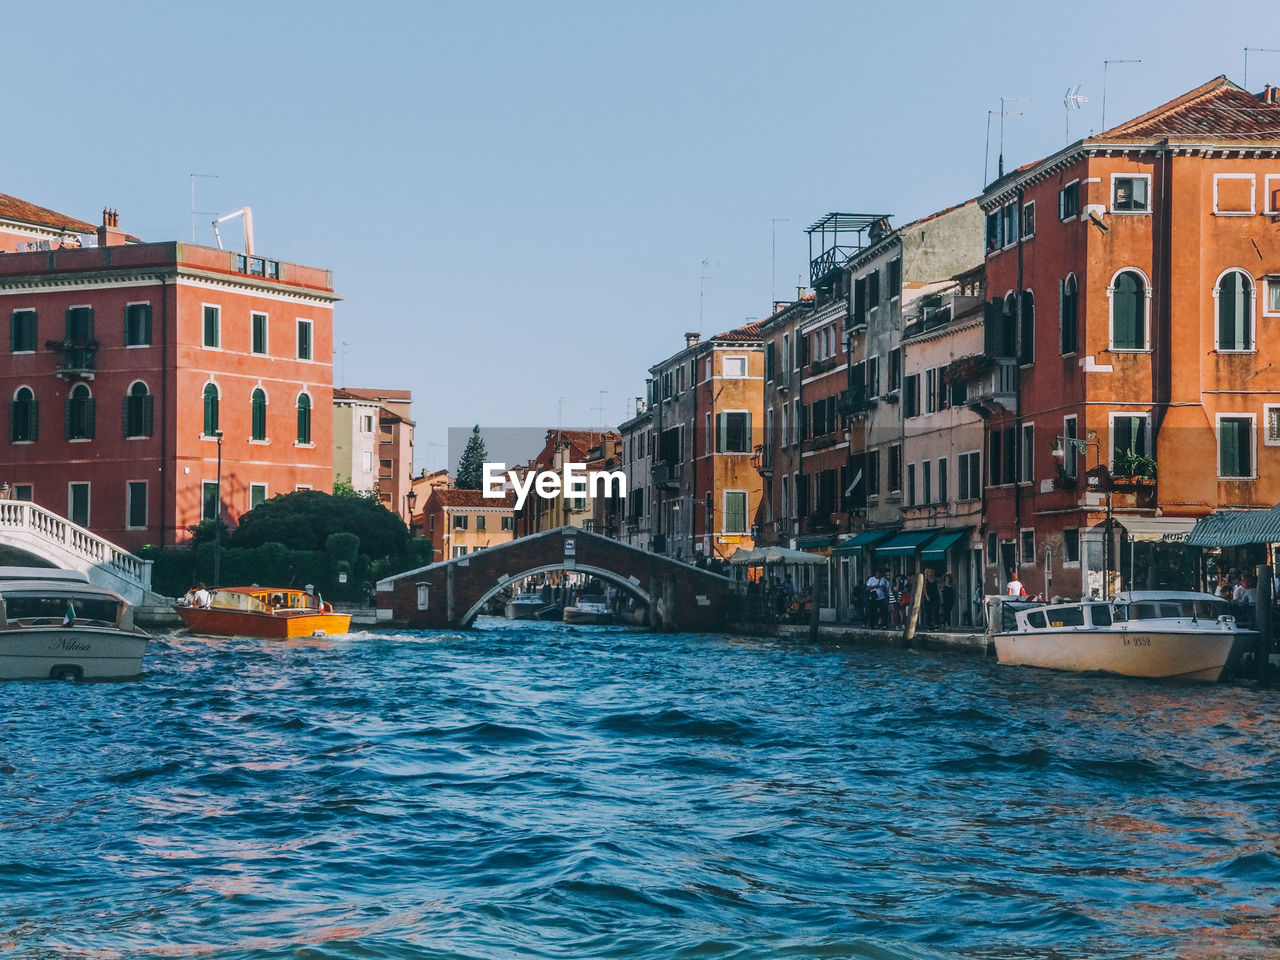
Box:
[1214,174,1256,215]
[1267,278,1280,316]
[717,412,751,453]
[1218,415,1255,479]
[986,532,997,563]
[1112,175,1150,212]
[12,484,32,501]
[865,449,880,498]
[722,355,747,378]
[1059,181,1080,220]
[126,481,147,529]
[959,451,981,500]
[10,309,36,353]
[1063,529,1080,563]
[297,319,313,360]
[1062,415,1079,479]
[250,483,268,509]
[476,515,486,532]
[125,303,152,346]
[69,482,90,528]
[906,463,916,507]
[868,270,880,309]
[1021,201,1035,238]
[922,461,932,505]
[1002,202,1018,246]
[417,582,429,610]
[705,412,712,455]
[1110,414,1150,467]
[925,369,937,414]
[501,516,514,531]
[866,356,880,397]
[202,305,220,348]
[904,373,920,418]
[888,444,902,494]
[453,514,468,530]
[1266,406,1280,446]
[1060,276,1079,355]
[888,348,902,392]
[362,450,373,472]
[452,546,468,558]
[765,342,775,381]
[1021,424,1034,483]
[66,306,93,342]
[986,210,1003,253]
[361,414,374,433]
[201,480,220,523]
[938,457,948,504]
[888,258,902,299]
[989,430,1002,487]
[1020,529,1035,565]
[852,279,866,327]
[251,313,268,354]
[724,490,747,534]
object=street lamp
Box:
[406,488,417,536]
[213,430,224,586]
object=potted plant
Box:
[1112,448,1157,485]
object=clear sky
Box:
[3,0,1271,473]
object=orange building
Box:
[979,77,1280,597]
[421,487,515,561]
[0,196,339,550]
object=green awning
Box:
[1185,509,1280,548]
[874,530,940,557]
[921,529,969,561]
[831,529,894,557]
[794,533,834,549]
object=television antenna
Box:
[1102,59,1142,130]
[771,218,789,304]
[998,96,1031,178]
[189,173,217,242]
[698,257,711,333]
[592,389,610,429]
[1064,85,1088,142]
[1245,48,1280,90]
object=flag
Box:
[63,602,75,626]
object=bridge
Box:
[0,500,155,605]
[376,526,733,631]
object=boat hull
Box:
[995,628,1237,682]
[505,601,544,620]
[0,626,149,680]
[176,606,351,639]
[562,608,614,625]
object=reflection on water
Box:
[2,615,1280,958]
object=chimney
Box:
[97,208,127,247]
[684,331,701,349]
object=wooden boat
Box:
[0,567,149,681]
[562,596,613,625]
[994,591,1245,683]
[175,586,351,639]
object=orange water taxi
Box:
[175,587,351,639]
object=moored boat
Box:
[562,596,613,625]
[175,586,351,639]
[505,593,546,620]
[0,568,150,681]
[994,590,1245,683]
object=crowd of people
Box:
[861,568,957,630]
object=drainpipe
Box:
[158,273,170,547]
[1013,187,1025,544]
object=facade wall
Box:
[333,398,382,494]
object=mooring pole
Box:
[1256,564,1272,687]
[904,572,924,647]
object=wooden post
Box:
[1257,564,1272,687]
[809,563,825,641]
[903,572,924,647]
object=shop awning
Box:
[874,530,940,557]
[1186,508,1280,548]
[794,533,834,550]
[1114,516,1198,543]
[831,529,894,557]
[920,529,969,561]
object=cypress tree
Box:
[455,425,488,490]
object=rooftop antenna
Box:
[339,341,349,387]
[698,257,710,334]
[1102,59,1141,131]
[190,173,217,242]
[1064,85,1088,143]
[1245,48,1280,90]
[771,218,789,304]
[427,441,444,472]
[593,389,610,429]
[998,96,1031,178]
[984,107,1021,185]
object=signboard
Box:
[564,537,576,557]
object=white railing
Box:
[0,500,153,594]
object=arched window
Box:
[124,381,153,438]
[66,383,94,440]
[296,392,312,444]
[1111,270,1147,350]
[251,388,267,441]
[203,383,219,436]
[1019,290,1035,365]
[1060,274,1078,355]
[1217,270,1254,351]
[10,387,37,442]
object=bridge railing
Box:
[0,500,153,592]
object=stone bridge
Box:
[376,526,732,631]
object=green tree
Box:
[456,424,488,490]
[230,489,407,558]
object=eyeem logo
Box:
[483,462,627,510]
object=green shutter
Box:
[143,395,153,436]
[716,412,726,453]
[85,398,95,439]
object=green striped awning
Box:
[920,529,969,561]
[1186,509,1280,548]
[794,533,835,550]
[874,530,940,558]
[831,529,894,557]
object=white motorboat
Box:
[994,590,1247,683]
[0,568,150,681]
[562,596,613,625]
[505,593,547,620]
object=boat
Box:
[562,595,614,625]
[0,567,150,681]
[505,592,547,620]
[175,586,351,639]
[533,603,564,621]
[993,590,1248,683]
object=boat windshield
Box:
[1121,598,1230,621]
[5,594,120,626]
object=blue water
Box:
[3,618,1280,959]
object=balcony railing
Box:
[654,461,681,489]
[965,358,1017,417]
[752,443,774,476]
[48,339,98,380]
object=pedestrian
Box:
[865,569,889,627]
[941,572,956,629]
[1006,570,1025,597]
[923,567,941,629]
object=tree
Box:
[456,424,488,490]
[230,489,407,558]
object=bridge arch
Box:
[459,562,653,626]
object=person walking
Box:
[1006,570,1025,597]
[923,567,941,630]
[940,572,957,630]
[865,569,889,627]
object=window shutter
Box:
[64,397,72,439]
[143,395,153,437]
[765,342,775,382]
[86,398,95,439]
[984,300,996,355]
[9,401,17,442]
[29,399,37,441]
[142,306,152,344]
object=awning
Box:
[873,530,940,557]
[921,529,969,561]
[1114,516,1198,543]
[761,545,828,566]
[831,529,894,557]
[1186,508,1280,548]
[794,533,834,550]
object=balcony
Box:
[964,357,1017,418]
[838,386,871,418]
[776,370,790,393]
[654,461,682,490]
[48,339,98,380]
[752,443,774,477]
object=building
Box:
[340,387,414,524]
[978,76,1280,599]
[0,198,339,550]
[332,388,383,495]
[421,487,515,561]
[617,397,653,550]
[516,429,619,536]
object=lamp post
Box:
[213,430,224,586]
[406,488,417,536]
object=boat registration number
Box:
[1121,636,1152,647]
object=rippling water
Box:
[3,617,1280,959]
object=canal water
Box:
[3,618,1280,959]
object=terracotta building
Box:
[0,197,339,550]
[421,487,515,561]
[978,76,1280,598]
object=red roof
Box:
[0,192,98,234]
[427,488,514,508]
[713,320,764,342]
[1094,76,1280,142]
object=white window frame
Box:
[250,482,268,509]
[9,306,38,354]
[1213,267,1258,354]
[1265,277,1280,317]
[1216,412,1257,480]
[68,481,90,528]
[1062,415,1079,479]
[958,449,982,501]
[124,300,152,348]
[201,303,221,350]
[452,546,468,558]
[1021,200,1035,239]
[1002,201,1019,249]
[250,311,269,355]
[1264,405,1280,447]
[1106,267,1152,352]
[201,480,219,522]
[124,480,147,530]
[1059,180,1081,221]
[1019,528,1036,566]
[296,318,314,360]
[1108,411,1152,470]
[1110,173,1152,214]
[866,355,880,397]
[723,489,748,535]
[1213,173,1256,216]
[1266,174,1280,215]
